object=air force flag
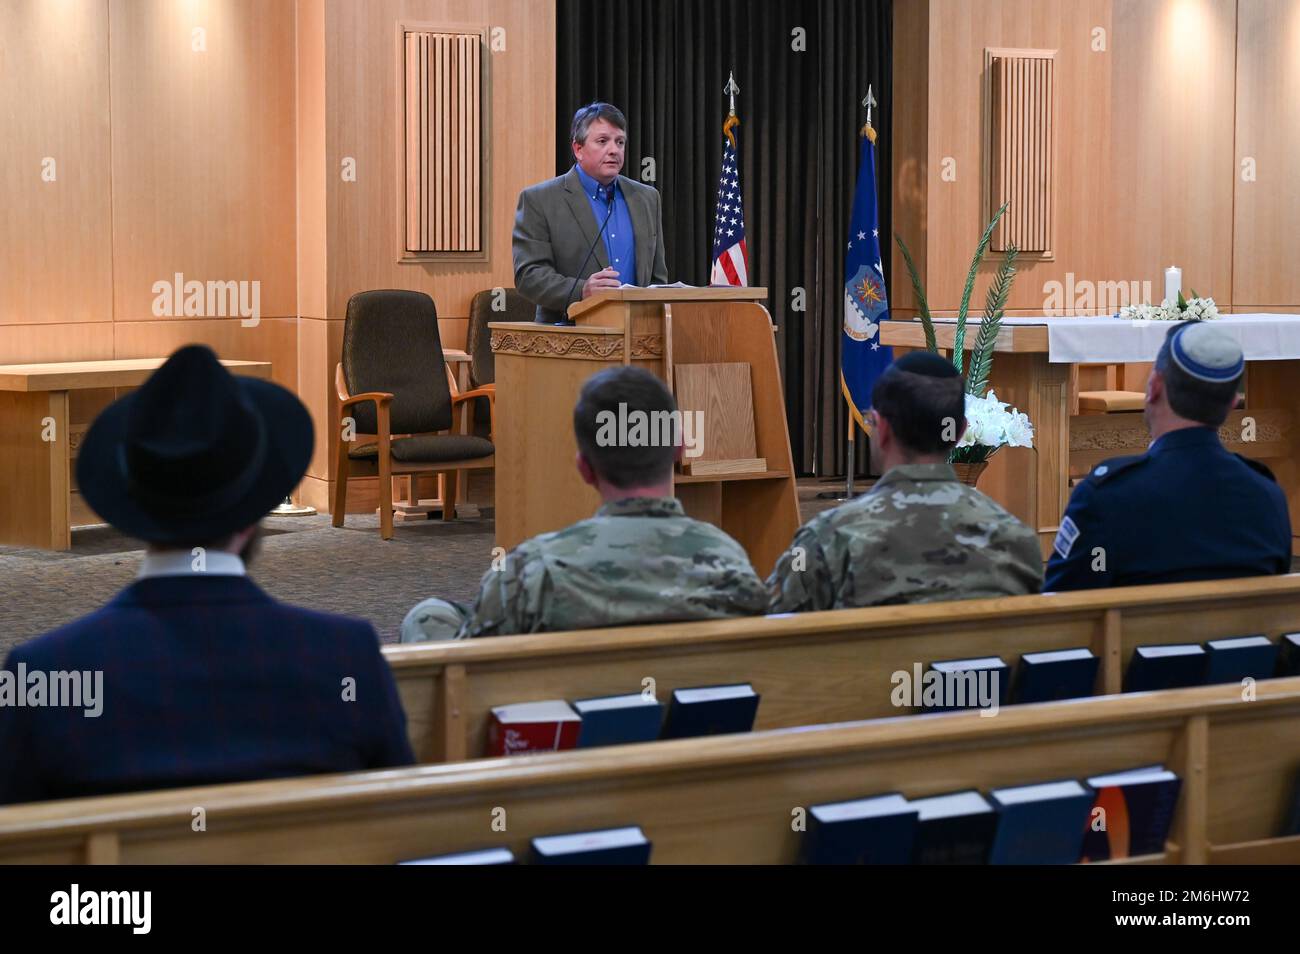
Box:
[841,122,892,429]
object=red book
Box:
[487,700,582,756]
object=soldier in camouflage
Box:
[767,351,1042,612]
[401,365,767,641]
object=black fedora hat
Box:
[77,345,314,544]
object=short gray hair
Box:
[571,102,627,145]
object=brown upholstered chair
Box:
[333,290,495,539]
[464,287,531,438]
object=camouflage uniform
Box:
[766,462,1043,613]
[401,496,767,641]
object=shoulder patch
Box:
[1234,453,1279,483]
[1053,516,1080,560]
[1088,454,1146,484]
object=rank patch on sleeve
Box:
[1053,516,1080,560]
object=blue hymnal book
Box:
[1277,633,1300,677]
[573,693,664,747]
[1203,635,1278,685]
[802,793,918,865]
[398,847,515,865]
[923,656,1009,712]
[1081,765,1181,861]
[1282,769,1300,837]
[988,779,1093,864]
[1123,644,1206,692]
[910,790,1000,864]
[660,683,760,739]
[529,826,652,865]
[1013,648,1099,704]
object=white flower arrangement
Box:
[1118,291,1220,322]
[952,390,1034,464]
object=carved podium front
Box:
[489,287,800,576]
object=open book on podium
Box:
[488,286,800,576]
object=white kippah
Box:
[1170,323,1244,383]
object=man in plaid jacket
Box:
[0,346,414,805]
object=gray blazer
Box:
[512,166,669,324]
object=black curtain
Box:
[556,0,893,476]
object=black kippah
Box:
[891,351,960,378]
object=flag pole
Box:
[823,85,878,501]
[846,408,855,498]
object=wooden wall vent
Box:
[986,47,1056,256]
[400,27,486,259]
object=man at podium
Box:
[512,102,669,324]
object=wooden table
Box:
[880,319,1300,557]
[0,358,272,551]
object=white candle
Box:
[1164,266,1182,303]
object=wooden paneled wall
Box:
[3,0,554,514]
[1233,0,1300,311]
[297,0,555,511]
[893,0,1291,317]
[1,0,298,458]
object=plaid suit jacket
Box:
[0,576,414,805]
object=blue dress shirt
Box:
[574,164,637,285]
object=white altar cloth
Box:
[920,314,1300,364]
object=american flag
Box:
[710,114,748,286]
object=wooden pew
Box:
[2,679,1298,864]
[385,574,1300,762]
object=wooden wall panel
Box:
[298,317,346,483]
[899,0,1240,317]
[114,318,299,394]
[1108,0,1236,308]
[0,0,113,329]
[324,0,555,321]
[298,0,328,321]
[1233,0,1300,310]
[0,324,115,364]
[890,0,931,317]
[108,0,296,323]
[921,0,1111,315]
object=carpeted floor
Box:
[0,479,856,655]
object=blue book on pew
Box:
[910,789,1000,864]
[660,683,760,739]
[801,793,918,865]
[1277,632,1300,677]
[988,779,1093,864]
[399,847,515,865]
[1080,765,1181,861]
[1123,644,1206,692]
[1012,648,1099,704]
[922,656,1009,712]
[1203,635,1278,685]
[529,826,652,865]
[1282,769,1300,837]
[573,692,664,747]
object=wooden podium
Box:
[489,287,800,576]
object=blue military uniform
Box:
[1044,426,1291,591]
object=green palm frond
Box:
[894,232,937,352]
[952,201,1010,373]
[966,245,1019,397]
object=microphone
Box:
[564,187,617,324]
